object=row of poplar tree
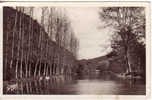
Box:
[3,7,79,81]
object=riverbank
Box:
[3,74,76,94]
[3,72,145,95]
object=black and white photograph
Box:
[2,2,150,96]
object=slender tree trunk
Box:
[29,8,34,78]
[25,8,33,78]
[34,19,42,77]
[20,8,25,78]
[4,15,10,79]
[20,31,24,78]
[10,10,18,69]
[15,8,22,79]
[38,8,46,77]
[28,63,31,77]
[34,22,42,77]
[43,63,46,76]
[38,51,42,77]
[125,46,131,73]
[48,8,54,76]
[34,60,39,77]
[38,62,41,76]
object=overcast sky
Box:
[66,7,114,59]
[33,7,114,60]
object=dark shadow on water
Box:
[4,72,146,95]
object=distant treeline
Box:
[3,7,79,81]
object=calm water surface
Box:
[5,72,145,95]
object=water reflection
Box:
[5,72,145,95]
[14,75,76,94]
[74,80,120,94]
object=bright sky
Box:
[66,7,113,59]
[33,7,114,60]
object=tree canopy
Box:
[98,7,146,75]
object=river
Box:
[4,71,145,95]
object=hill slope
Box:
[78,55,126,73]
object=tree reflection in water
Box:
[5,72,145,95]
[14,75,75,94]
